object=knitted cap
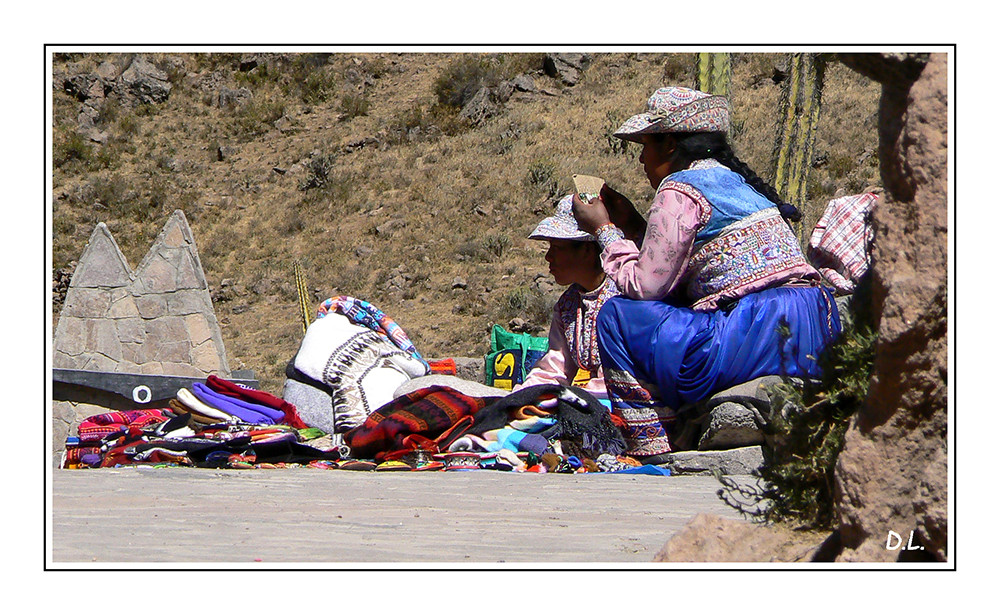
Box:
[613,86,730,143]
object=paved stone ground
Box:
[49,467,757,565]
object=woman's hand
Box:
[600,184,634,218]
[600,184,647,243]
[572,192,611,235]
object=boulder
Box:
[669,375,785,451]
[664,445,765,476]
[118,56,172,105]
[543,53,591,86]
[214,86,252,109]
[510,74,537,92]
[655,514,830,563]
[698,402,765,450]
[458,86,503,125]
[831,52,948,562]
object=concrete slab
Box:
[49,467,755,566]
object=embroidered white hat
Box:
[528,194,595,242]
[613,86,730,143]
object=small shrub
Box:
[54,132,92,168]
[482,232,511,260]
[339,92,370,118]
[97,96,122,126]
[233,98,286,138]
[301,71,336,104]
[133,103,158,118]
[827,154,855,178]
[147,177,170,217]
[298,153,336,191]
[718,279,877,530]
[434,55,501,109]
[455,240,481,260]
[526,158,560,197]
[382,104,456,145]
[117,112,141,137]
[495,53,545,76]
[661,53,697,83]
[493,285,551,328]
[604,111,632,158]
[89,173,130,210]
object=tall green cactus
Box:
[697,53,731,98]
[773,53,827,242]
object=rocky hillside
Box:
[51,51,881,392]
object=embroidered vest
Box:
[662,163,811,309]
[555,277,619,373]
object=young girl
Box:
[518,194,620,396]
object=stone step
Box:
[664,445,765,476]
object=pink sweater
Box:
[518,277,617,394]
[600,180,818,310]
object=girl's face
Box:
[544,239,601,288]
[638,134,676,188]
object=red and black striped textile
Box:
[344,386,487,461]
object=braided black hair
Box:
[662,132,803,223]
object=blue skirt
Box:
[596,285,841,410]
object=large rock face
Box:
[832,52,948,562]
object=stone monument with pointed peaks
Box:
[52,210,233,463]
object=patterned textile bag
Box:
[484,325,549,390]
[807,192,879,295]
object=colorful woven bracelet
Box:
[595,223,625,247]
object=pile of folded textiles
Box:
[62,375,344,470]
[337,383,668,474]
[63,378,667,475]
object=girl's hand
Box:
[572,192,611,235]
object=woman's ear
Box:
[661,134,678,157]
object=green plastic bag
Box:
[484,325,549,390]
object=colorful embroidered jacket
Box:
[598,160,819,311]
[519,276,619,393]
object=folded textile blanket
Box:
[344,385,488,461]
[450,420,554,455]
[176,388,237,423]
[77,409,169,442]
[206,374,309,429]
[191,382,281,425]
[471,384,627,457]
[293,312,427,433]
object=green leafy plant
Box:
[718,280,877,530]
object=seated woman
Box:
[517,194,620,396]
[572,87,842,463]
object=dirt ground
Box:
[49,466,754,566]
